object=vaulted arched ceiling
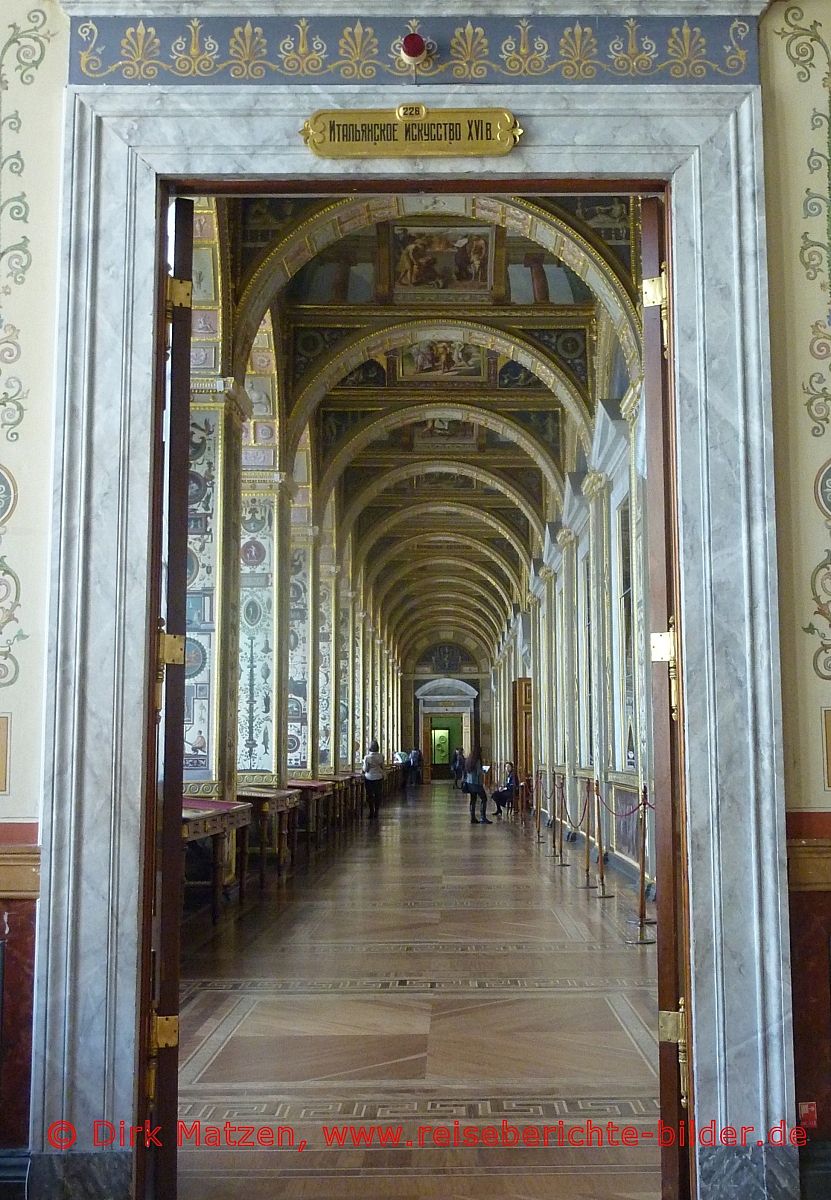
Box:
[231,193,640,386]
[395,609,501,656]
[289,319,591,461]
[319,402,562,520]
[338,459,545,551]
[374,557,514,618]
[385,581,507,640]
[230,189,643,682]
[364,532,523,606]
[354,501,530,574]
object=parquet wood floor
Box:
[179,783,660,1197]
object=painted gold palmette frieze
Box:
[301,105,522,159]
[72,16,756,86]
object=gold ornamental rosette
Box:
[300,103,523,158]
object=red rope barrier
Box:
[545,775,653,827]
[596,788,643,819]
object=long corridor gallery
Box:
[166,185,670,1197]
[6,4,831,1200]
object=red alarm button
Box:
[401,32,427,64]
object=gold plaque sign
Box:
[300,104,523,159]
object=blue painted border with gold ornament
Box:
[69,15,758,85]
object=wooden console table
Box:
[235,785,301,888]
[287,779,335,861]
[181,798,252,924]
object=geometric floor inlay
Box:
[179,783,661,1198]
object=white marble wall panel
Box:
[62,1,771,15]
[37,81,794,1198]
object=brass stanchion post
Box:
[547,773,562,860]
[594,780,615,900]
[626,785,656,943]
[554,775,569,866]
[558,780,567,864]
[536,769,543,842]
[546,771,558,858]
[577,778,596,889]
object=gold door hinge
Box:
[165,275,193,319]
[650,618,679,722]
[151,1012,180,1050]
[659,998,689,1109]
[146,1011,179,1102]
[154,628,185,718]
[159,631,185,667]
[641,264,669,353]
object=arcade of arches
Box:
[187,192,649,818]
[170,191,665,1195]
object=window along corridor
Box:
[178,783,659,1198]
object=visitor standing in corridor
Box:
[465,745,492,824]
[362,739,385,819]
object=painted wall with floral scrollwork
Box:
[0,2,67,828]
[763,1,831,817]
[764,3,831,1139]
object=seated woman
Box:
[492,762,519,817]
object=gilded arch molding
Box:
[289,318,591,461]
[398,609,497,657]
[391,606,503,654]
[365,531,523,604]
[354,501,529,573]
[232,194,640,385]
[395,609,500,656]
[374,557,514,618]
[385,582,506,642]
[404,630,491,675]
[321,401,564,516]
[338,459,545,552]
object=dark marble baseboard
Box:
[0,1150,29,1200]
[800,1141,831,1200]
[698,1144,800,1199]
[27,1152,131,1200]
[9,1142,823,1198]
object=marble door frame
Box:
[34,84,795,1198]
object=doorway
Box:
[430,718,459,780]
[149,179,684,1200]
[37,84,795,1200]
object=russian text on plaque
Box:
[300,104,523,158]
